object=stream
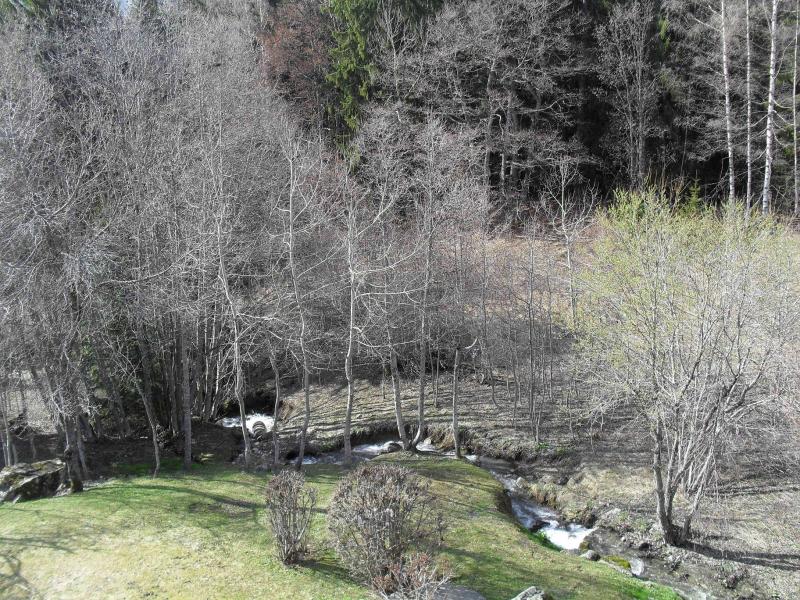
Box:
[219,419,713,598]
[219,418,593,552]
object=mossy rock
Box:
[0,460,65,503]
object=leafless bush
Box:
[374,552,452,600]
[328,463,445,593]
[265,469,317,564]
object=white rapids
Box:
[219,413,274,434]
[491,470,596,551]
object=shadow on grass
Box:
[0,526,112,599]
[687,541,800,572]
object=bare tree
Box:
[582,193,799,545]
[762,0,780,213]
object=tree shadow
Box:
[686,541,800,572]
[0,551,37,600]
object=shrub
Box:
[265,469,317,564]
[328,463,445,592]
[374,552,451,600]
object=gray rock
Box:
[251,422,272,441]
[0,460,65,504]
[510,586,551,600]
[435,584,487,600]
[382,441,403,454]
[581,550,600,561]
[630,557,645,577]
[599,507,622,525]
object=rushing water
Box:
[487,468,596,551]
[219,413,274,433]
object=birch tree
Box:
[762,0,780,213]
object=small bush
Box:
[328,463,445,593]
[374,552,451,600]
[265,469,317,564]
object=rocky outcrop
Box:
[0,460,65,503]
[509,586,551,600]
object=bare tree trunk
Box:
[388,343,408,449]
[94,341,130,437]
[133,376,160,477]
[794,0,799,214]
[62,416,83,493]
[270,350,282,467]
[411,232,433,448]
[18,377,36,460]
[195,320,206,422]
[180,324,193,470]
[527,243,538,440]
[217,220,251,467]
[74,414,89,479]
[746,0,753,210]
[762,0,780,214]
[343,269,357,465]
[653,418,676,544]
[294,366,311,469]
[452,347,461,459]
[134,321,163,476]
[721,0,736,203]
[480,241,498,407]
[0,393,13,467]
[286,156,312,468]
[166,334,179,436]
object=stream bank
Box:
[222,416,771,600]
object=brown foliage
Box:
[265,469,317,563]
[327,463,445,592]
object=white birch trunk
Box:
[762,0,780,214]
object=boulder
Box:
[381,441,403,454]
[630,557,645,577]
[510,586,551,600]
[0,460,65,504]
[251,421,269,441]
[580,550,600,561]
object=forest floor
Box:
[0,452,680,600]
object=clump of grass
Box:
[529,531,561,552]
[605,555,632,570]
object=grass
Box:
[0,453,680,600]
[528,530,562,552]
[604,556,633,571]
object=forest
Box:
[1,0,799,599]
